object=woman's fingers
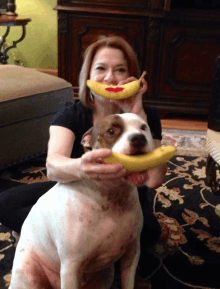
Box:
[82,148,113,163]
[109,78,148,113]
[81,149,126,180]
[85,162,124,174]
[139,78,148,94]
[117,77,136,86]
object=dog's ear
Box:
[81,128,93,152]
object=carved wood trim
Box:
[58,12,68,34]
[147,19,161,43]
[54,5,153,17]
[163,0,171,12]
[59,0,148,10]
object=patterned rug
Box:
[146,155,220,289]
[162,128,207,157]
[1,128,216,289]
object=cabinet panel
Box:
[58,14,146,86]
[154,21,220,114]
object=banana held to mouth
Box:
[105,146,176,171]
[87,71,147,100]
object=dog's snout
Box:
[129,134,147,148]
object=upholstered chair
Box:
[206,55,220,194]
[0,65,73,170]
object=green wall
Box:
[0,0,57,68]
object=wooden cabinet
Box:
[55,0,220,117]
[146,14,220,115]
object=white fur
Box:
[112,113,154,155]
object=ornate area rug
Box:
[162,128,207,157]
[0,129,215,289]
[146,155,220,289]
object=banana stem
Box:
[139,71,147,81]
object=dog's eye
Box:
[140,124,147,131]
[107,128,115,135]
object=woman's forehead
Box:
[92,47,127,65]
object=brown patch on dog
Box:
[91,115,124,149]
[81,115,124,151]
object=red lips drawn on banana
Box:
[87,71,146,100]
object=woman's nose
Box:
[104,71,117,85]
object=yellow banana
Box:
[87,71,146,100]
[105,146,176,171]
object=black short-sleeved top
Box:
[50,100,162,159]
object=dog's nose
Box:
[129,134,147,148]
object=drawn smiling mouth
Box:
[87,71,147,99]
[105,87,125,93]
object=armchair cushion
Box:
[206,129,220,166]
[0,65,73,170]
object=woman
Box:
[0,35,166,279]
[47,36,166,187]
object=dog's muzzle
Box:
[129,134,147,151]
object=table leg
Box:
[0,27,10,64]
[0,25,27,64]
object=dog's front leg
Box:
[120,242,140,289]
[60,261,81,289]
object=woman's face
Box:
[90,47,129,86]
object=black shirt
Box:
[50,100,162,158]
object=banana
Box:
[87,71,146,100]
[104,146,176,171]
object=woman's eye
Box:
[140,124,147,131]
[96,66,105,71]
[116,68,127,73]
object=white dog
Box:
[9,113,154,289]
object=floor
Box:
[160,111,208,130]
[161,118,208,131]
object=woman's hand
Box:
[47,127,127,183]
[142,139,167,188]
[143,162,167,189]
[109,77,148,119]
[80,148,127,181]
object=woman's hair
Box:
[79,35,141,108]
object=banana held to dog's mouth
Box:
[105,146,176,171]
[87,71,147,100]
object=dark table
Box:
[0,16,31,64]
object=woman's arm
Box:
[46,125,126,183]
[145,139,167,189]
[46,126,81,183]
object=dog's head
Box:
[82,113,154,155]
[81,113,155,186]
